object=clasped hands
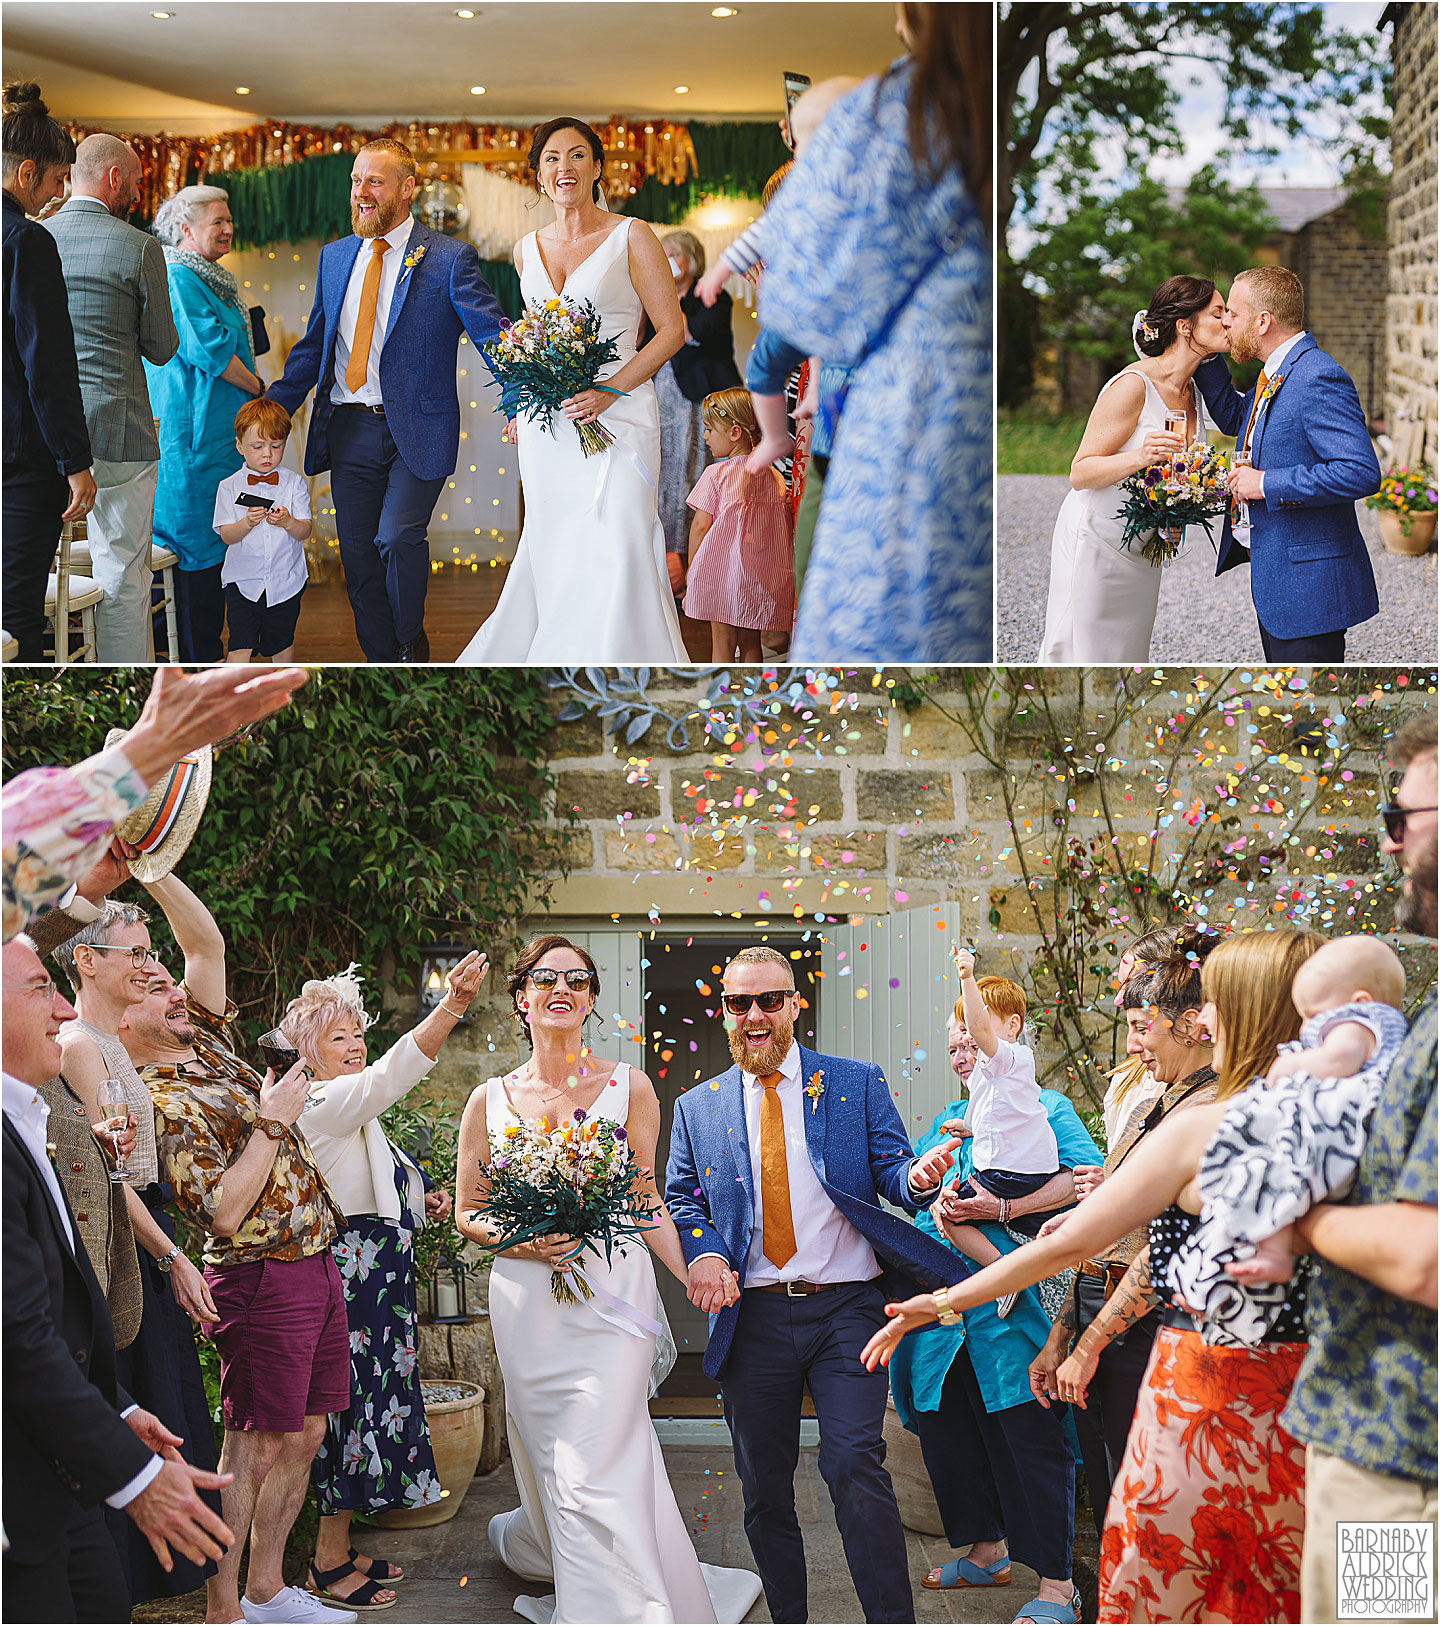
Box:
[686,1255,741,1314]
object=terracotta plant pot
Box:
[883,1395,945,1536]
[372,1379,486,1529]
[1377,509,1437,556]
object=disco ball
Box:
[413,178,470,236]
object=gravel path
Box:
[996,475,1438,664]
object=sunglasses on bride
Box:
[525,967,596,991]
[721,990,793,1016]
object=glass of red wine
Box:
[257,1028,319,1112]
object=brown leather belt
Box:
[334,402,386,414]
[1077,1260,1108,1280]
[1077,1258,1132,1297]
[751,1280,843,1297]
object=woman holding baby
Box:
[867,927,1408,1623]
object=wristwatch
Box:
[255,1116,289,1141]
[156,1244,182,1274]
[933,1286,962,1327]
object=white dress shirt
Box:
[2,1072,161,1507]
[213,464,311,604]
[965,1040,1059,1175]
[330,214,415,407]
[1235,328,1308,539]
[737,1041,879,1286]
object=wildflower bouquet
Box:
[483,297,622,457]
[483,1112,657,1303]
[1366,465,1438,536]
[1118,442,1231,565]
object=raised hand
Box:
[909,1134,966,1192]
[444,950,490,1013]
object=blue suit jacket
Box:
[665,1046,966,1380]
[1194,338,1380,640]
[269,224,504,483]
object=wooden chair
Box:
[149,544,181,661]
[45,521,103,663]
[1,631,18,662]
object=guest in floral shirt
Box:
[1286,712,1438,1624]
[122,871,354,1626]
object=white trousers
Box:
[87,459,158,663]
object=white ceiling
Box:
[3,0,903,128]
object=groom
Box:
[665,947,966,1624]
[1195,265,1380,662]
[268,139,504,662]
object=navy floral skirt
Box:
[312,1202,442,1515]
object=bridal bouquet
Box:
[1118,442,1231,565]
[483,297,622,457]
[482,1112,658,1303]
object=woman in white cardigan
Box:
[281,950,488,1612]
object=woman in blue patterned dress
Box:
[280,953,488,1611]
[755,3,992,661]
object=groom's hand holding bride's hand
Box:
[687,1255,740,1313]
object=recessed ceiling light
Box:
[712,6,738,14]
[470,85,486,95]
[150,9,172,15]
[674,85,690,94]
[455,7,476,15]
[234,86,251,95]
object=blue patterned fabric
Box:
[756,62,992,661]
[888,1090,1102,1424]
[1282,994,1437,1484]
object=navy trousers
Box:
[910,1341,1075,1581]
[174,563,225,663]
[327,407,445,661]
[3,1502,130,1622]
[3,461,67,660]
[721,1281,913,1624]
[1258,619,1347,664]
[1070,1274,1160,1537]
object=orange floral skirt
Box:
[1098,1326,1307,1623]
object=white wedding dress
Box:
[1039,368,1207,663]
[459,219,688,663]
[483,1066,762,1625]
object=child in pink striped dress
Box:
[682,388,795,663]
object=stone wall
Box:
[401,668,1435,1106]
[1296,203,1388,424]
[1386,1,1439,466]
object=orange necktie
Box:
[758,1071,797,1269]
[1231,370,1269,526]
[345,238,389,394]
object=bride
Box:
[459,118,689,663]
[1039,276,1230,663]
[455,935,763,1625]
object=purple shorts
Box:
[205,1251,350,1432]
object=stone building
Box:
[1383,0,1438,468]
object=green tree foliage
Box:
[2,669,570,1047]
[1022,166,1276,369]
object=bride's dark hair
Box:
[527,117,607,204]
[1136,275,1217,356]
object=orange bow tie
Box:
[247,472,279,486]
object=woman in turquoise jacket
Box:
[146,186,263,660]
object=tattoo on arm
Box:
[1074,1248,1157,1360]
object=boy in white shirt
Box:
[932,949,1060,1317]
[214,399,312,662]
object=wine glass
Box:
[256,1028,319,1112]
[1164,409,1187,447]
[97,1078,135,1184]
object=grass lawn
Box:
[998,408,1089,475]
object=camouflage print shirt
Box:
[142,988,343,1268]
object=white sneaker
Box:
[242,1585,358,1624]
[996,1291,1018,1319]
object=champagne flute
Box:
[1164,409,1187,446]
[97,1078,135,1183]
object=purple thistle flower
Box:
[614,1127,627,1141]
[573,1108,586,1121]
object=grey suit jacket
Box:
[44,198,178,462]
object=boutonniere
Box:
[1256,371,1285,410]
[400,242,427,281]
[46,1141,57,1159]
[805,1071,825,1113]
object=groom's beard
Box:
[351,196,406,238]
[1396,831,1438,939]
[728,1014,795,1077]
[1228,317,1262,365]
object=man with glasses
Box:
[666,945,970,1624]
[2,931,234,1621]
[1285,710,1438,1622]
[116,871,357,1626]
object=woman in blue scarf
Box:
[146,186,264,660]
[887,1004,1101,1625]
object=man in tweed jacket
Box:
[46,134,178,662]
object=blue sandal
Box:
[1012,1591,1080,1623]
[921,1555,1013,1589]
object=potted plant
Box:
[1366,464,1437,555]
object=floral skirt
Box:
[311,1216,442,1515]
[1098,1326,1306,1623]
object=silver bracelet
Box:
[439,1001,466,1019]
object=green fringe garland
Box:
[212,121,790,250]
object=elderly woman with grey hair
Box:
[653,229,741,592]
[281,950,488,1611]
[144,184,264,662]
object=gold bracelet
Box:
[933,1286,961,1326]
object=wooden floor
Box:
[289,557,717,664]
